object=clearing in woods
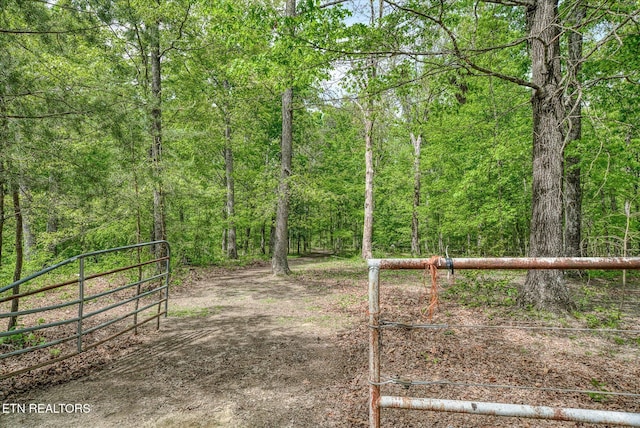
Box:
[1,253,639,427]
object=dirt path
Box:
[2,256,365,427]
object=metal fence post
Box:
[77,256,85,353]
[164,242,170,319]
[369,259,381,428]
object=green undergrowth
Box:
[443,271,519,308]
[439,271,639,334]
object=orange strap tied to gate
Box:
[425,256,440,321]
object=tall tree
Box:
[360,0,384,260]
[7,185,23,331]
[563,1,586,258]
[518,0,570,310]
[410,132,421,255]
[149,17,167,258]
[223,80,238,259]
[272,0,296,275]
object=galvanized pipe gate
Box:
[0,241,171,379]
[368,257,640,427]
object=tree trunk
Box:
[8,185,23,331]
[19,181,35,260]
[224,98,237,259]
[221,227,227,253]
[0,92,5,267]
[46,173,59,234]
[272,0,295,275]
[269,218,276,256]
[361,1,380,260]
[46,173,59,254]
[272,85,293,275]
[410,133,422,256]
[362,105,375,259]
[563,1,585,258]
[150,20,167,259]
[519,0,572,311]
[0,166,4,267]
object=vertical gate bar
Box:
[369,259,381,428]
[164,242,170,319]
[77,256,85,353]
[134,246,142,335]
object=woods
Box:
[1,0,639,310]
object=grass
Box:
[334,293,364,309]
[588,378,609,402]
[0,330,47,349]
[168,307,212,318]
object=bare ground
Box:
[1,255,639,427]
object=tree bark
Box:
[362,102,375,259]
[0,92,5,267]
[272,85,293,274]
[223,90,237,259]
[410,133,422,256]
[150,19,167,259]
[519,0,572,311]
[272,0,295,275]
[563,1,585,258]
[19,181,35,260]
[8,185,23,331]
[361,0,380,260]
[0,165,4,267]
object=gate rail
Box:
[368,257,640,427]
[0,241,170,379]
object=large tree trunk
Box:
[150,20,167,259]
[563,1,585,258]
[410,133,421,256]
[223,94,237,259]
[8,185,23,331]
[272,0,295,275]
[519,0,572,311]
[272,85,293,275]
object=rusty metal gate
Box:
[0,241,170,379]
[368,257,640,427]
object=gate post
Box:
[77,256,85,353]
[369,259,381,428]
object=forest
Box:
[1,0,639,309]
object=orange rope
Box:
[425,256,440,321]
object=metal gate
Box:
[368,257,640,427]
[0,241,170,379]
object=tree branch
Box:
[0,25,106,35]
[3,111,85,119]
[319,0,350,9]
[160,2,193,57]
[481,0,534,7]
[382,0,540,91]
